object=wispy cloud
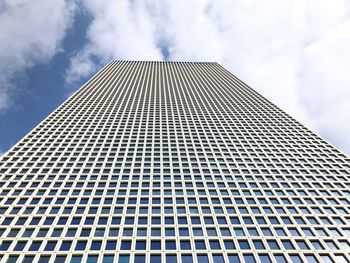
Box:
[66,0,350,155]
[65,0,163,83]
[0,0,75,112]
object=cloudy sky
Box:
[1,0,350,156]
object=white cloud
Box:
[67,0,350,155]
[0,0,75,112]
[66,0,163,83]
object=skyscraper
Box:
[0,61,349,263]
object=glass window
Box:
[118,255,130,263]
[44,241,56,251]
[103,255,114,263]
[60,241,72,251]
[267,240,280,250]
[134,255,146,263]
[120,241,132,250]
[151,240,161,250]
[181,255,193,263]
[166,255,177,263]
[224,240,235,250]
[165,228,175,236]
[228,255,240,263]
[282,240,294,250]
[150,255,161,263]
[239,240,250,249]
[243,255,256,263]
[209,240,221,250]
[38,256,51,263]
[253,240,265,249]
[289,255,302,263]
[320,255,333,263]
[212,255,225,263]
[305,255,318,263]
[165,217,175,224]
[274,255,287,263]
[86,255,98,263]
[23,256,36,263]
[136,241,146,250]
[180,241,191,250]
[13,241,26,251]
[29,241,41,251]
[90,241,102,250]
[75,241,87,250]
[259,255,272,263]
[55,256,67,263]
[106,241,117,250]
[197,255,209,263]
[166,240,176,250]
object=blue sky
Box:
[1,0,350,155]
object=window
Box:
[44,241,56,251]
[150,255,161,263]
[75,241,87,250]
[14,241,27,251]
[29,241,41,251]
[166,240,176,250]
[166,255,177,263]
[151,240,161,250]
[180,240,191,250]
[181,255,193,263]
[239,241,250,249]
[120,241,132,250]
[90,241,102,250]
[59,241,72,251]
[197,255,209,263]
[136,241,146,250]
[118,255,130,263]
[134,255,146,263]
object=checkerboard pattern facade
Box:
[0,61,350,263]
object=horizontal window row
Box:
[2,252,349,263]
[1,238,350,253]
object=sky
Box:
[1,0,350,156]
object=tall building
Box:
[0,61,349,263]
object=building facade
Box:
[0,61,349,263]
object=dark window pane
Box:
[103,255,115,263]
[44,241,56,251]
[151,240,161,250]
[90,241,102,250]
[135,255,146,263]
[182,255,193,263]
[166,240,176,250]
[118,255,130,263]
[38,256,51,263]
[120,241,132,250]
[213,255,225,263]
[166,255,177,263]
[29,241,41,251]
[180,241,191,250]
[60,241,72,251]
[197,255,209,263]
[259,255,272,263]
[54,256,67,263]
[0,241,11,251]
[150,255,161,263]
[243,255,256,263]
[70,256,82,263]
[228,255,240,263]
[106,241,117,250]
[86,255,99,263]
[136,241,147,250]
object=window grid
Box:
[0,61,349,263]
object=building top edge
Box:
[110,60,219,64]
